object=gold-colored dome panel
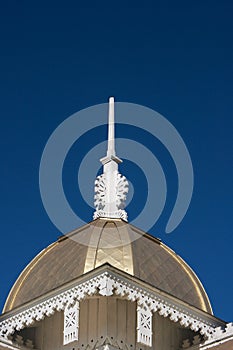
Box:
[84,221,134,275]
[3,219,212,314]
[4,237,88,311]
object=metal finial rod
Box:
[107,97,116,157]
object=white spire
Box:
[101,97,122,165]
[107,97,115,157]
[93,97,128,221]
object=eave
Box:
[0,264,226,340]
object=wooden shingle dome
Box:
[3,218,212,314]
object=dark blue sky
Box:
[0,1,232,321]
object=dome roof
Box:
[3,218,212,314]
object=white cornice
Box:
[0,266,226,340]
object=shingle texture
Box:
[3,219,212,313]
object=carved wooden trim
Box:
[63,301,79,345]
[0,271,223,341]
[137,304,152,346]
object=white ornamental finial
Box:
[107,97,115,157]
[93,97,129,221]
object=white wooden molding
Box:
[0,270,225,342]
[137,305,152,346]
[63,301,79,345]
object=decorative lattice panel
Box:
[63,301,79,345]
[137,304,152,347]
